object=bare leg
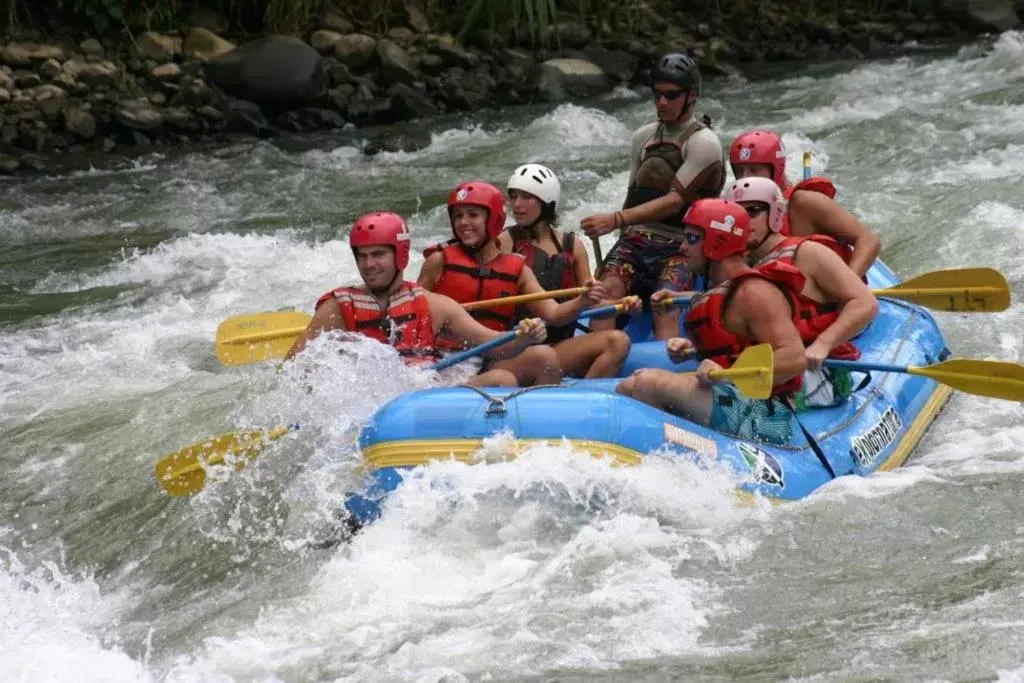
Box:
[466,369,518,387]
[616,369,714,425]
[552,330,631,378]
[489,345,562,386]
[652,308,681,341]
[588,274,627,333]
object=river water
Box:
[2,31,1023,682]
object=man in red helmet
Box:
[729,129,880,277]
[286,212,548,388]
[419,180,619,387]
[724,177,877,396]
[616,199,807,445]
[579,52,726,340]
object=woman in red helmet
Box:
[617,199,807,446]
[286,211,549,388]
[728,129,881,278]
[418,181,612,386]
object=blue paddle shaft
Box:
[428,303,624,372]
[824,359,911,374]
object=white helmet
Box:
[507,164,560,207]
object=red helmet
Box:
[729,130,787,187]
[349,212,411,270]
[448,181,507,239]
[683,199,750,261]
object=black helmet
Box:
[650,52,701,95]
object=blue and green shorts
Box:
[710,384,793,446]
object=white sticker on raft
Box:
[850,406,904,467]
[663,423,719,458]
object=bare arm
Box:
[430,292,538,359]
[571,233,593,283]
[520,267,597,326]
[799,242,879,351]
[285,299,346,360]
[733,280,807,386]
[416,251,445,290]
[790,190,881,277]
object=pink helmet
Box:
[683,199,750,261]
[729,130,787,187]
[349,212,411,270]
[448,181,507,239]
[723,177,785,233]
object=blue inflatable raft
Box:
[344,260,953,524]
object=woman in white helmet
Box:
[498,163,634,378]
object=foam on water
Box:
[165,444,757,681]
[0,548,149,682]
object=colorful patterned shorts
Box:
[710,383,793,446]
[599,229,698,299]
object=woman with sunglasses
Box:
[498,163,637,378]
[724,177,878,406]
[579,52,726,340]
[729,129,881,278]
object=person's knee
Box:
[605,330,631,359]
[602,273,627,299]
[472,369,517,387]
[615,375,635,396]
[526,345,562,382]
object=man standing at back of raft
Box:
[579,52,726,339]
[616,199,807,446]
[285,211,548,388]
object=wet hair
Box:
[539,201,558,225]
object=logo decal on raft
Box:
[663,423,718,458]
[738,443,785,489]
[850,406,903,467]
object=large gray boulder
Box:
[535,58,609,101]
[203,35,327,111]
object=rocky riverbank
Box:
[0,0,1019,174]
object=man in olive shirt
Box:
[581,53,726,339]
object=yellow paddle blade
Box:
[708,343,775,400]
[909,358,1024,402]
[875,267,1010,312]
[155,425,295,497]
[215,311,312,366]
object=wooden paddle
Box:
[661,267,1010,314]
[824,357,1024,402]
[216,287,591,367]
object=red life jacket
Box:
[509,224,578,344]
[432,243,525,334]
[754,236,861,361]
[316,281,440,364]
[781,176,836,237]
[684,261,807,397]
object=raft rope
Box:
[462,383,566,416]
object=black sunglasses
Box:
[681,232,704,245]
[653,88,687,101]
[743,203,769,217]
